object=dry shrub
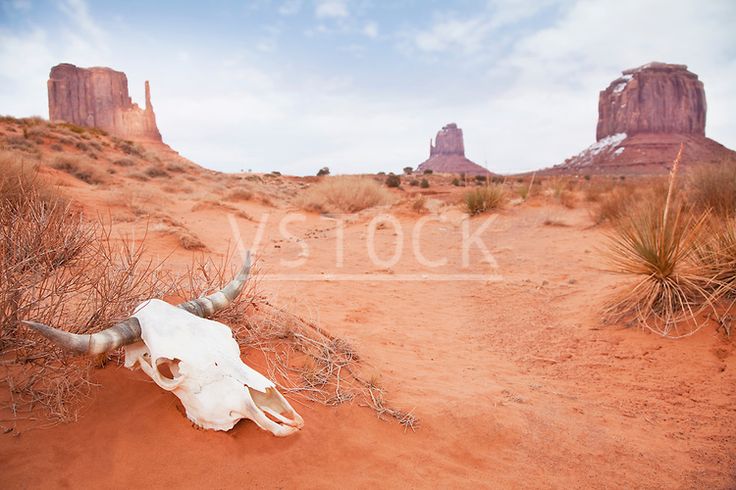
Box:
[465,185,506,215]
[559,190,577,209]
[52,155,106,185]
[145,166,169,178]
[0,176,171,427]
[297,176,393,213]
[0,151,56,206]
[235,301,418,431]
[688,163,736,217]
[411,195,427,214]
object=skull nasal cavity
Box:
[156,358,181,380]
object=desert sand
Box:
[1,125,734,489]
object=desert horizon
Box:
[1,1,735,489]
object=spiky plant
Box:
[603,145,715,337]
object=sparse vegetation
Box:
[297,176,393,213]
[403,166,413,175]
[465,185,506,215]
[420,178,429,189]
[317,166,330,177]
[51,155,106,185]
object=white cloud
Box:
[362,21,378,39]
[315,0,348,19]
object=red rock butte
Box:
[48,63,163,143]
[553,62,736,174]
[416,123,493,175]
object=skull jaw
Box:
[175,382,304,436]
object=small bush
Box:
[409,179,419,187]
[465,185,506,215]
[317,166,330,177]
[474,175,487,184]
[403,167,413,175]
[423,169,433,175]
[385,174,401,188]
[297,176,393,213]
[145,166,169,178]
[420,178,429,189]
[451,178,461,186]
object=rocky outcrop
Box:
[550,62,736,175]
[48,63,163,142]
[417,123,493,175]
[597,62,706,140]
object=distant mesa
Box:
[416,123,494,175]
[48,63,164,144]
[553,62,736,174]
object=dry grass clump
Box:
[51,155,106,185]
[297,176,394,213]
[465,185,506,215]
[225,187,254,202]
[688,163,736,217]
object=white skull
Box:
[123,299,304,436]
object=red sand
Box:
[1,155,735,488]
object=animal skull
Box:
[124,299,303,435]
[23,255,303,437]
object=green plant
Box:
[420,178,429,189]
[409,179,419,187]
[403,167,413,175]
[317,166,330,177]
[423,169,433,175]
[464,185,506,215]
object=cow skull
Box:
[23,255,304,436]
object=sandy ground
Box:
[1,151,735,488]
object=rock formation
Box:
[48,63,163,142]
[417,123,493,175]
[596,62,706,140]
[552,62,736,174]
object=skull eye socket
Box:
[156,357,181,380]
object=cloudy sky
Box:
[1,0,734,175]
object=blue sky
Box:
[1,0,735,175]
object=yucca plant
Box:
[603,145,715,337]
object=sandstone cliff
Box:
[48,63,163,142]
[596,62,706,140]
[417,123,493,175]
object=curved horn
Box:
[22,317,141,355]
[177,252,252,318]
[22,253,252,354]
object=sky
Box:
[1,0,734,175]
